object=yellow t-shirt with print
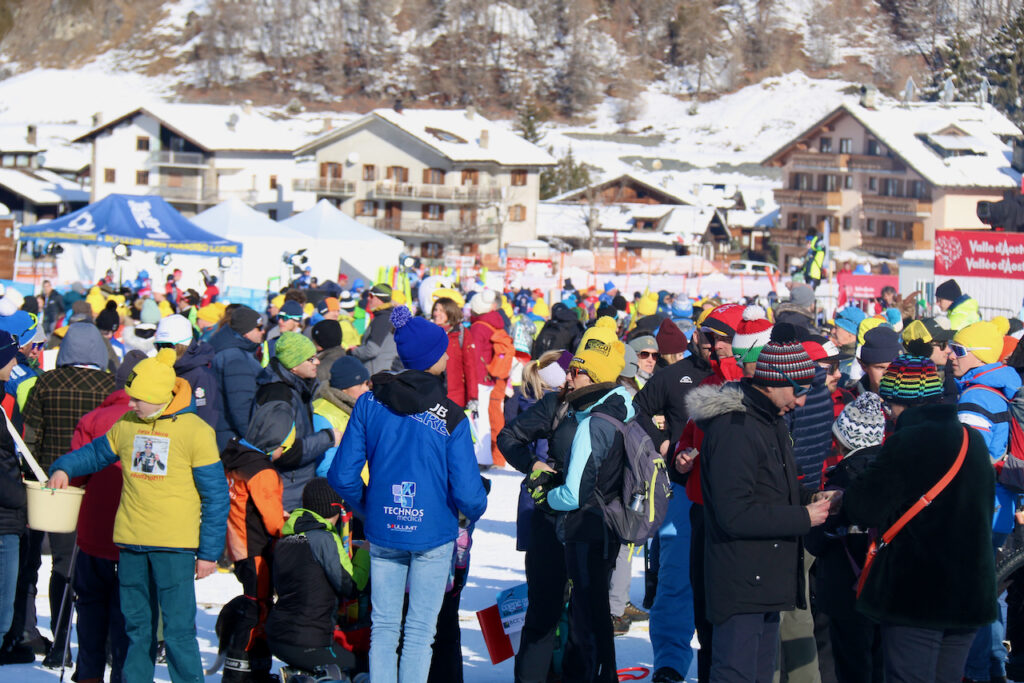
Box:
[106,411,220,550]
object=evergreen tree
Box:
[540,147,591,200]
[922,31,982,102]
[514,98,547,146]
[984,8,1024,127]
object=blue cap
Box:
[330,356,369,390]
[833,306,867,336]
[0,330,17,368]
[0,311,37,344]
[279,300,303,320]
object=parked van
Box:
[728,260,779,277]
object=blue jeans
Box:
[650,486,695,675]
[118,549,204,683]
[369,541,455,683]
[965,541,1007,680]
[0,534,18,638]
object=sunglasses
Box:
[948,342,987,358]
[818,359,840,374]
[931,340,948,351]
[761,363,811,397]
[638,351,660,360]
[569,366,592,381]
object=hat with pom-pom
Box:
[391,305,449,371]
[733,305,774,364]
[125,348,179,405]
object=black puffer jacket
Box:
[697,380,813,625]
[633,337,711,450]
[175,339,219,429]
[0,392,25,535]
[844,404,997,630]
[255,359,334,511]
[531,303,583,359]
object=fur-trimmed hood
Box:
[685,382,745,423]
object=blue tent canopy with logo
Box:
[20,194,243,257]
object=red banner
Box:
[934,230,1024,280]
[836,272,899,307]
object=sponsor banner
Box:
[934,230,1024,280]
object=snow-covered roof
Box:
[548,171,699,205]
[537,201,719,246]
[74,104,313,153]
[764,101,1022,189]
[0,126,40,153]
[297,108,555,166]
[0,168,89,204]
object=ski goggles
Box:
[948,342,988,359]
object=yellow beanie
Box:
[432,287,465,308]
[197,303,226,324]
[271,294,285,309]
[954,321,1004,365]
[637,292,658,317]
[532,297,550,319]
[125,348,178,404]
[992,316,1011,337]
[570,329,626,384]
[857,317,886,346]
[578,316,618,351]
[392,290,407,306]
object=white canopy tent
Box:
[280,199,404,284]
[192,199,312,291]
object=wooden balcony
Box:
[774,189,842,209]
[373,217,500,240]
[292,178,357,195]
[370,183,503,203]
[846,154,904,172]
[862,195,932,217]
[769,227,807,247]
[148,151,208,168]
[860,234,932,257]
[790,151,844,170]
[148,185,218,204]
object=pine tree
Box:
[984,8,1024,127]
[514,98,547,145]
[540,147,591,200]
[922,31,983,102]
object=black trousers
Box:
[72,550,128,682]
[711,612,780,683]
[563,540,618,683]
[827,613,882,683]
[690,503,713,683]
[514,512,568,683]
[269,640,355,673]
[879,623,975,683]
[428,583,464,683]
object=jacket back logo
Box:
[392,481,416,509]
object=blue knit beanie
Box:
[391,306,449,371]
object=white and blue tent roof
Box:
[22,193,243,256]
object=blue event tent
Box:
[20,194,243,256]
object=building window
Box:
[843,216,853,231]
[511,169,528,186]
[422,203,444,220]
[509,205,526,222]
[135,170,149,185]
[356,200,377,216]
[868,177,877,191]
[819,174,837,191]
[881,178,903,197]
[791,173,811,190]
[268,209,277,220]
[865,218,876,234]
[320,162,341,179]
[461,169,479,186]
[136,136,150,151]
[422,168,445,184]
[363,165,376,181]
[104,168,116,183]
[421,241,443,259]
[819,137,833,153]
[839,138,852,154]
[269,175,278,190]
[386,166,409,183]
[844,175,853,189]
[866,139,881,156]
[910,180,928,199]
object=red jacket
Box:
[445,327,466,407]
[69,390,130,561]
[675,356,744,506]
[463,311,505,401]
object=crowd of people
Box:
[0,262,1020,683]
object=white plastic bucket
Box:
[24,481,85,533]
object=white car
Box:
[728,260,779,277]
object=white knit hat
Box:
[470,289,497,316]
[832,391,887,452]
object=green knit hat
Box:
[276,331,316,369]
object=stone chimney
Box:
[321,117,333,133]
[26,125,36,146]
[480,129,489,149]
[393,99,404,114]
[92,112,103,127]
[466,105,476,120]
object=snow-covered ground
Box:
[8,468,698,682]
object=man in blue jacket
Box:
[210,306,264,450]
[330,305,487,683]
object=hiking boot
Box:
[652,667,685,682]
[155,640,167,664]
[0,640,35,665]
[23,634,51,655]
[612,614,630,636]
[41,645,72,669]
[623,601,649,621]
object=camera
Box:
[977,190,1024,231]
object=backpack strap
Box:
[591,411,627,434]
[960,384,1012,424]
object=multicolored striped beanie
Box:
[752,341,816,388]
[878,355,942,405]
